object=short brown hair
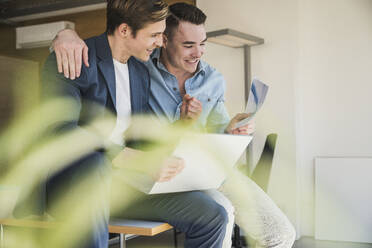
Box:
[164,3,207,41]
[106,0,169,37]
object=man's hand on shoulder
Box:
[53,29,89,80]
[225,113,255,135]
[180,94,202,122]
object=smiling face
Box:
[163,21,207,75]
[126,20,166,61]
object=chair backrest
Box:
[250,133,278,192]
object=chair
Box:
[232,133,278,248]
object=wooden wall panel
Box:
[0,0,195,64]
[0,9,107,65]
[0,56,39,129]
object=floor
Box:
[109,231,372,248]
[293,237,372,248]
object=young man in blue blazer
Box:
[42,1,228,247]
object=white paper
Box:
[234,78,269,128]
[148,133,252,194]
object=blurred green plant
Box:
[0,91,275,248]
[0,95,220,247]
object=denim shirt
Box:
[143,48,230,133]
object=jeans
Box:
[112,185,228,248]
[46,152,111,248]
[218,170,296,248]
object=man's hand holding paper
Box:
[112,147,185,183]
[233,78,269,129]
[155,156,185,182]
[225,113,255,135]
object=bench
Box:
[0,218,174,248]
[108,219,174,248]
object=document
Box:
[148,133,252,194]
[234,78,269,128]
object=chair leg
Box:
[173,229,178,248]
[233,224,243,248]
[119,233,126,248]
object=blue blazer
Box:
[43,32,151,125]
[15,33,151,217]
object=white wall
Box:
[198,0,299,232]
[297,0,372,236]
[198,0,372,239]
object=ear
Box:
[117,23,132,38]
[162,34,168,48]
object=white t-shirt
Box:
[109,59,131,145]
